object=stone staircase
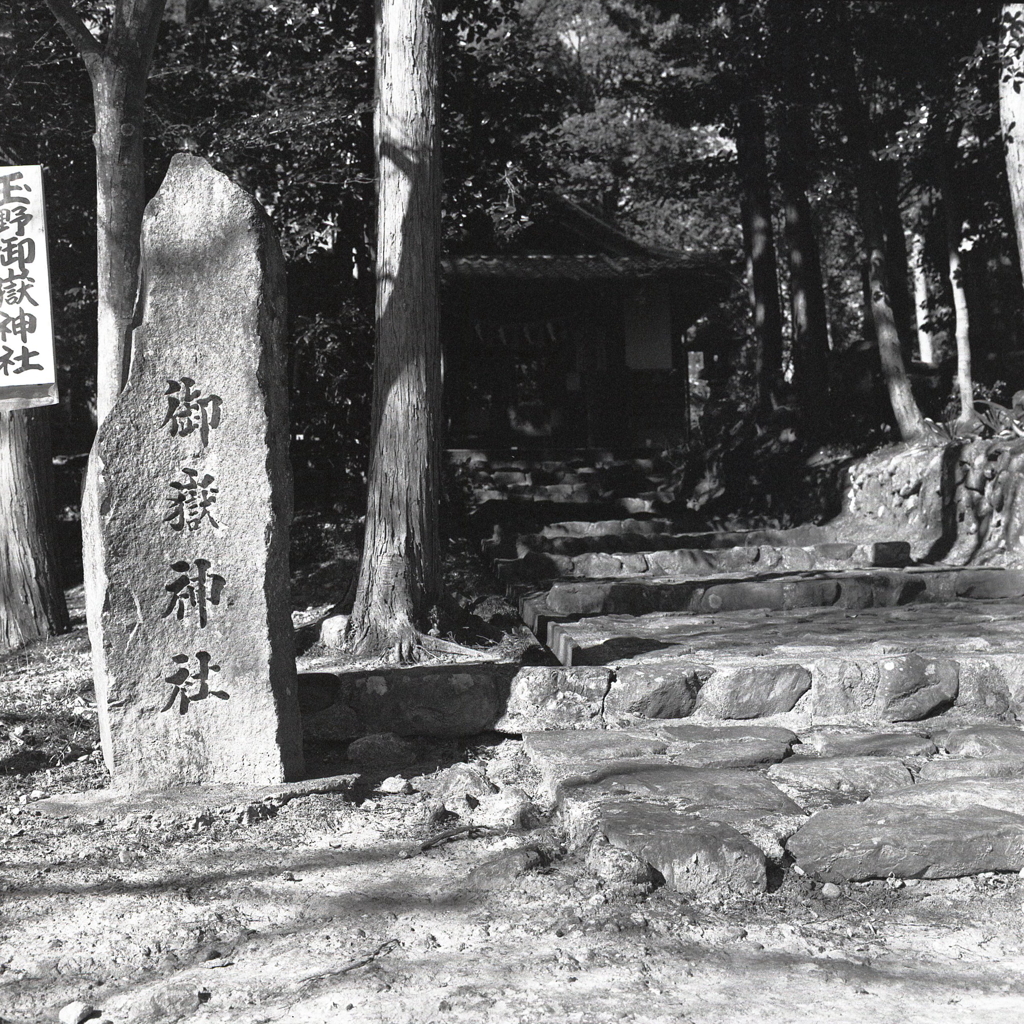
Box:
[456,449,1024,896]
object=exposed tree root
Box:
[346,620,481,666]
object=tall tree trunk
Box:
[347,0,443,662]
[940,127,975,427]
[877,160,917,365]
[778,101,830,433]
[909,230,935,363]
[45,0,167,424]
[735,95,784,412]
[834,12,927,442]
[0,411,69,651]
[1001,4,1024,299]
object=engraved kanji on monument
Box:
[83,154,303,788]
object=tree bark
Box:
[347,0,443,662]
[778,102,830,433]
[0,410,69,651]
[909,230,935,364]
[940,127,975,427]
[45,0,166,424]
[735,95,784,412]
[833,12,927,442]
[876,160,917,365]
[1001,4,1024,299]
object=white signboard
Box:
[0,165,58,410]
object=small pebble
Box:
[58,1001,95,1024]
[821,882,841,899]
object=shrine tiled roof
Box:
[441,252,719,283]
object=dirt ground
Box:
[4,569,1024,1024]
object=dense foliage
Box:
[8,1,1024,495]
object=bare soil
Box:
[3,546,1024,1023]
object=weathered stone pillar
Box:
[83,154,303,789]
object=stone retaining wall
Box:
[834,438,1024,566]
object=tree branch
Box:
[42,0,103,57]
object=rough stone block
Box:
[943,725,1024,759]
[301,664,515,739]
[493,666,611,732]
[82,155,301,788]
[875,655,959,721]
[787,801,1024,881]
[605,662,702,720]
[693,663,811,719]
[599,801,767,894]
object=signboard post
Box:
[0,165,58,411]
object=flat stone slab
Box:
[526,725,795,803]
[34,773,357,824]
[787,801,1024,881]
[917,757,1024,782]
[767,756,913,808]
[796,731,937,758]
[551,603,1024,668]
[879,777,1024,817]
[499,542,911,582]
[598,800,768,894]
[558,765,803,823]
[519,567,1024,639]
[522,730,669,767]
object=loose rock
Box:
[58,1002,95,1024]
[346,733,417,768]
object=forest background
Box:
[5,0,1023,530]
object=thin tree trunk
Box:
[834,12,927,442]
[1001,4,1024,299]
[940,128,974,427]
[45,0,166,424]
[0,411,69,651]
[778,101,830,433]
[909,230,935,363]
[736,95,784,412]
[347,0,443,662]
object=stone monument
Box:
[83,154,303,789]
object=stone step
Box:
[522,723,1024,893]
[517,566,1024,640]
[510,523,881,557]
[496,541,911,583]
[546,600,1024,723]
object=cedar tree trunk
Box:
[834,14,927,442]
[0,411,69,651]
[347,0,443,661]
[778,102,830,433]
[45,0,166,424]
[1001,5,1024,299]
[736,96,784,412]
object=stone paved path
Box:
[459,451,1024,892]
